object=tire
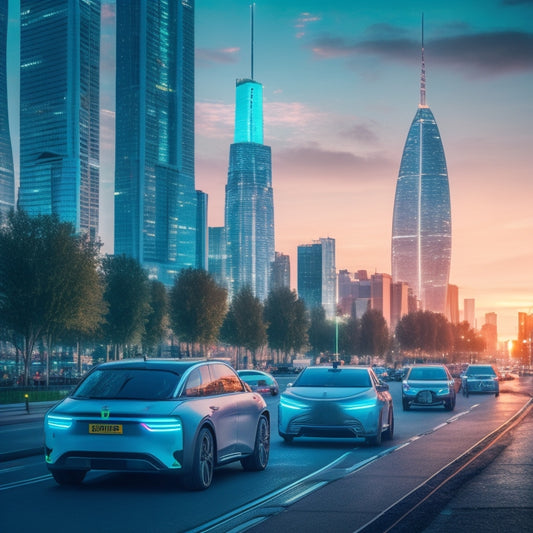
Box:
[366,414,383,446]
[383,407,394,441]
[51,469,86,486]
[183,427,214,491]
[241,415,270,471]
[402,398,410,411]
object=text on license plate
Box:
[89,423,123,434]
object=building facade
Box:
[391,28,451,314]
[224,78,274,301]
[0,2,14,219]
[19,0,100,239]
[114,0,196,284]
[208,226,227,290]
[270,252,290,291]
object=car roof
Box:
[92,358,223,375]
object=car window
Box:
[182,365,214,397]
[73,369,180,400]
[408,367,447,380]
[467,366,495,376]
[293,369,371,388]
[210,364,245,394]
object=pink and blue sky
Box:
[7,0,533,341]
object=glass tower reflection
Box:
[391,27,451,314]
[114,0,196,285]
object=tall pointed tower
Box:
[391,16,451,314]
[224,5,275,301]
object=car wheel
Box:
[241,415,270,471]
[495,391,500,398]
[383,407,394,441]
[366,414,383,446]
[183,427,214,491]
[402,398,410,411]
[279,432,294,443]
[51,469,86,486]
[444,397,455,411]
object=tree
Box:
[101,254,151,358]
[142,280,169,356]
[264,287,309,363]
[360,309,390,359]
[221,286,267,368]
[308,306,334,356]
[0,211,104,384]
[339,316,361,360]
[169,268,227,356]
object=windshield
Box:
[408,367,448,381]
[293,368,371,388]
[73,369,181,400]
[466,366,496,376]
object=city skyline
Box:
[5,0,533,340]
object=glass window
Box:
[210,364,244,394]
[182,365,214,397]
[294,368,371,388]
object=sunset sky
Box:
[7,0,533,341]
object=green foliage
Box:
[169,268,227,349]
[221,286,267,355]
[360,309,390,357]
[142,280,169,354]
[339,316,361,356]
[308,306,335,355]
[264,287,309,357]
[101,254,151,350]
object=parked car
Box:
[278,363,394,446]
[461,364,500,397]
[372,366,390,381]
[237,370,279,396]
[44,359,270,490]
[402,364,456,411]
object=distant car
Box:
[237,370,279,396]
[372,366,390,381]
[402,364,456,411]
[278,364,394,446]
[44,359,270,490]
[462,364,500,397]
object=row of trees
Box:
[0,211,484,385]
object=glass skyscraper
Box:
[391,30,451,314]
[225,77,274,301]
[0,2,14,219]
[114,0,196,285]
[19,0,100,239]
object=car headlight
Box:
[279,396,309,411]
[435,387,450,396]
[46,415,73,429]
[140,418,182,432]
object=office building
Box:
[271,252,290,291]
[391,19,451,314]
[0,2,14,219]
[208,226,227,290]
[196,191,208,270]
[19,0,100,239]
[464,298,476,329]
[391,281,409,331]
[446,284,460,324]
[114,0,196,284]
[371,273,392,326]
[297,238,336,319]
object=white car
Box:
[45,359,270,490]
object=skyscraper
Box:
[297,238,336,319]
[114,0,196,285]
[0,2,14,219]
[224,8,274,301]
[391,18,451,314]
[19,0,100,239]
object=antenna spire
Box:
[420,13,426,107]
[250,3,255,80]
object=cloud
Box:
[196,47,240,67]
[294,12,321,39]
[308,30,533,75]
[196,102,234,138]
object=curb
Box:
[0,446,43,463]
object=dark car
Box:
[278,364,394,446]
[402,364,456,411]
[44,359,270,490]
[461,364,500,397]
[237,370,279,396]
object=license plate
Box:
[89,423,123,434]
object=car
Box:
[372,366,390,381]
[461,364,500,397]
[278,363,394,446]
[237,369,279,396]
[44,358,270,490]
[402,364,456,411]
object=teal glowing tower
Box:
[0,2,14,218]
[19,0,100,239]
[114,0,197,285]
[391,18,451,313]
[224,6,274,301]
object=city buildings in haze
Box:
[0,2,14,219]
[446,284,460,324]
[208,226,227,290]
[196,190,208,270]
[114,0,197,285]
[270,252,290,291]
[464,298,476,329]
[18,0,100,239]
[391,18,452,314]
[224,9,275,301]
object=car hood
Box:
[284,386,375,401]
[49,397,181,418]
